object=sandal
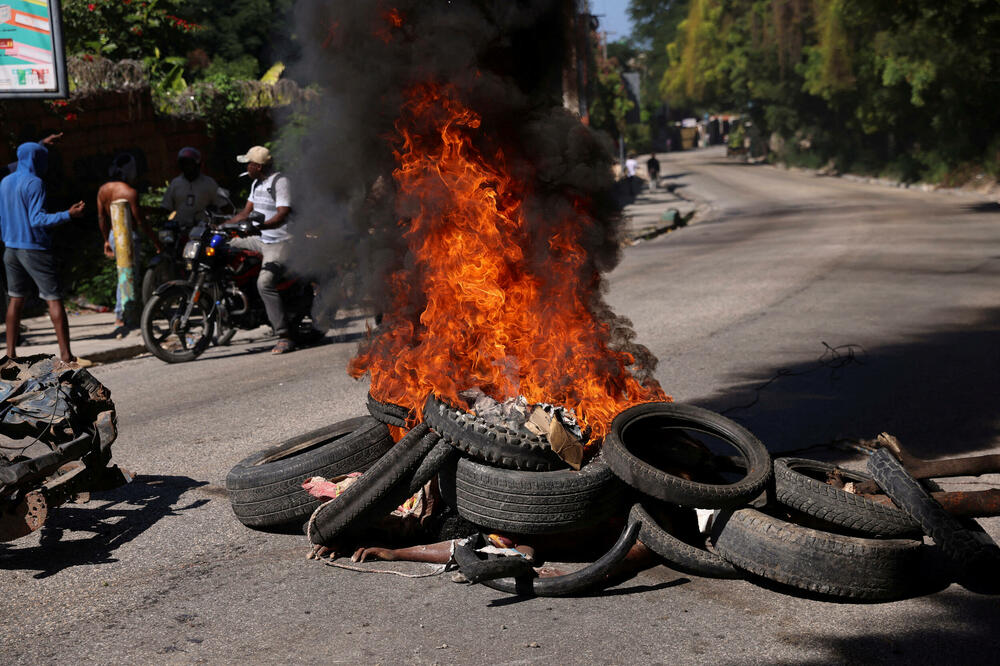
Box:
[271,338,295,354]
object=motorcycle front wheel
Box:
[141,284,215,363]
[141,261,175,305]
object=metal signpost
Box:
[0,0,67,99]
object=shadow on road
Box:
[964,201,1000,214]
[761,593,1000,664]
[0,474,209,578]
[699,306,1000,459]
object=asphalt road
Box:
[3,147,999,664]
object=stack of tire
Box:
[604,403,999,600]
[225,396,1000,599]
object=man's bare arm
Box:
[96,187,113,258]
[227,199,255,224]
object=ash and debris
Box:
[458,387,584,442]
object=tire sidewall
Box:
[141,284,214,363]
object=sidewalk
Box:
[10,307,265,366]
[619,161,709,244]
[9,163,706,367]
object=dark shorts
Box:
[4,247,62,301]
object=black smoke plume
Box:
[285,0,660,386]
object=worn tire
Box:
[867,448,1000,593]
[140,284,214,363]
[423,394,567,471]
[367,393,411,428]
[308,424,442,545]
[711,508,923,600]
[604,402,772,509]
[437,453,626,534]
[453,515,641,597]
[226,416,393,528]
[774,457,920,537]
[631,503,741,579]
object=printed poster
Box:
[0,0,67,97]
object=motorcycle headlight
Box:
[181,240,201,260]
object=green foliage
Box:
[628,0,692,93]
[182,0,297,74]
[642,0,1000,183]
[62,0,200,60]
[71,260,118,308]
[589,58,635,140]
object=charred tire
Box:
[308,424,443,545]
[630,503,740,579]
[367,393,412,428]
[226,417,394,528]
[711,508,922,600]
[774,457,920,537]
[604,402,771,509]
[437,454,626,534]
[423,394,567,471]
[867,448,1000,593]
[453,516,641,597]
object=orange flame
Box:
[375,7,404,43]
[350,83,667,444]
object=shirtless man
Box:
[96,157,162,331]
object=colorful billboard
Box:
[0,0,67,98]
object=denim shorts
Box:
[4,247,62,301]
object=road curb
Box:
[86,344,148,366]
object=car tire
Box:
[226,416,394,528]
[437,453,626,534]
[630,502,741,579]
[423,394,568,471]
[604,402,771,509]
[867,448,1000,594]
[711,507,923,600]
[308,424,444,545]
[367,393,411,428]
[452,515,641,597]
[774,457,920,537]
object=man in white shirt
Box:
[161,147,226,227]
[625,154,638,195]
[226,145,297,353]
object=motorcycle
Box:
[141,190,238,305]
[140,211,323,363]
[0,355,130,542]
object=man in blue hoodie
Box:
[0,142,85,363]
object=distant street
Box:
[2,146,998,663]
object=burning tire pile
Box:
[237,1,999,601]
[226,396,1000,600]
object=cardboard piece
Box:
[548,417,583,470]
[524,406,552,437]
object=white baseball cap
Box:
[236,146,272,165]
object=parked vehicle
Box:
[141,189,238,305]
[0,356,130,542]
[140,212,323,363]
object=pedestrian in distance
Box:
[97,153,163,336]
[646,154,661,191]
[625,153,638,196]
[0,142,88,365]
